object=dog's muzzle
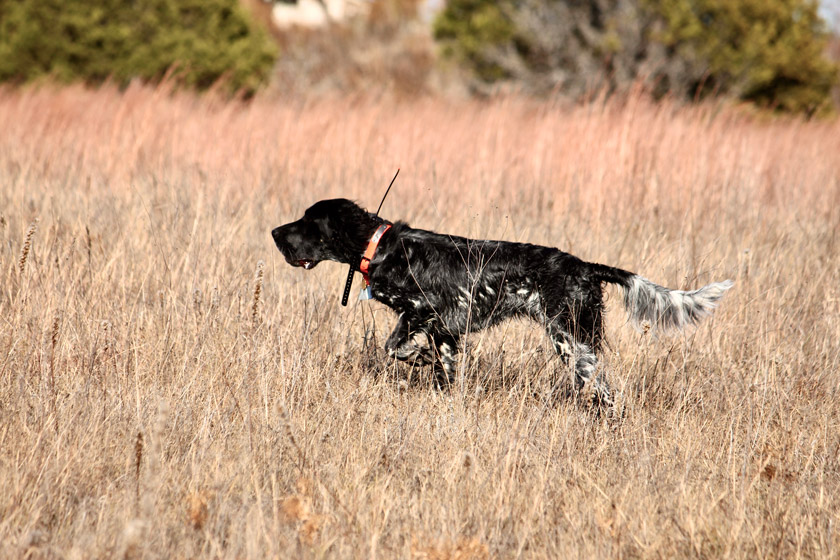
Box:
[272,226,320,270]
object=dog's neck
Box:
[332,213,389,266]
[359,224,392,283]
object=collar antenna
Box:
[340,169,400,306]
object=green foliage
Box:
[433,0,838,114]
[0,0,277,95]
[650,0,838,114]
[433,0,516,82]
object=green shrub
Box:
[650,0,837,114]
[0,0,277,95]
[433,0,838,114]
[432,0,516,82]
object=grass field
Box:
[1,83,839,559]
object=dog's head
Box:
[271,198,382,269]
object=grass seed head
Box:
[51,314,61,348]
[134,432,143,485]
[18,219,38,274]
[252,260,265,327]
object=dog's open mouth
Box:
[293,259,319,270]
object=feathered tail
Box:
[589,263,734,331]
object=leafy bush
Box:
[433,0,838,114]
[651,0,837,114]
[0,0,277,95]
[432,0,516,83]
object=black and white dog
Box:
[272,199,732,404]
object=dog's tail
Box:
[589,263,734,332]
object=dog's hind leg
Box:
[546,324,612,407]
[432,334,459,386]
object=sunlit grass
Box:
[0,83,838,558]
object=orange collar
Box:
[359,224,391,286]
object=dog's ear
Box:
[304,199,362,240]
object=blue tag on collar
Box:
[359,286,373,301]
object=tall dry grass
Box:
[0,83,838,559]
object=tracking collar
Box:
[359,223,392,287]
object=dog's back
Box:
[273,198,732,405]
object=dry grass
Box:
[0,82,839,559]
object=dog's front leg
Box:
[385,313,435,367]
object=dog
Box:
[272,198,733,405]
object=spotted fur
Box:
[272,199,733,405]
